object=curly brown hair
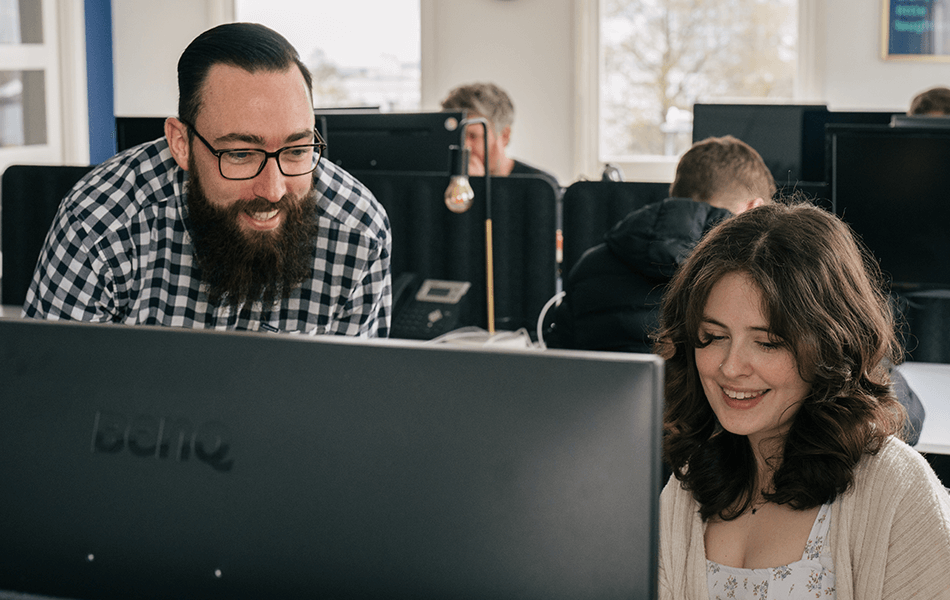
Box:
[655,200,907,521]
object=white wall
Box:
[420,0,576,184]
[817,2,950,111]
[110,0,950,183]
[112,0,232,117]
[110,0,577,183]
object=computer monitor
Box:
[889,114,950,129]
[115,117,167,152]
[0,318,663,600]
[691,103,828,185]
[800,110,901,182]
[316,110,466,173]
[828,123,950,290]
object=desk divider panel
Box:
[560,180,669,279]
[1,164,560,336]
[1,164,96,307]
[352,171,561,334]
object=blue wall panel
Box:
[84,0,115,163]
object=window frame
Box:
[574,0,822,183]
[0,0,88,173]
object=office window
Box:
[599,0,797,172]
[0,0,41,44]
[0,69,46,147]
[234,0,421,111]
[0,0,77,175]
[0,0,46,147]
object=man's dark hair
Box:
[177,22,313,126]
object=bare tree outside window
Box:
[601,0,797,159]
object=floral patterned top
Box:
[706,503,835,599]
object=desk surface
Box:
[0,305,21,319]
[897,362,950,455]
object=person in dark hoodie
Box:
[548,135,772,354]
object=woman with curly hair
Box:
[655,201,950,599]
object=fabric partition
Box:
[560,180,669,278]
[352,171,561,334]
[1,165,560,336]
[1,164,95,306]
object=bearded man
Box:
[24,23,391,337]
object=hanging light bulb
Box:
[444,145,474,213]
[443,119,495,334]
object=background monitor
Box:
[316,110,466,173]
[115,116,167,152]
[890,114,950,129]
[800,109,901,183]
[691,102,828,185]
[0,318,663,600]
[828,123,950,290]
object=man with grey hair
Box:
[441,82,557,185]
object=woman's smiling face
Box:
[694,271,811,449]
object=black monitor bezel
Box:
[828,123,950,290]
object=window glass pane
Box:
[601,0,797,160]
[234,0,420,111]
[0,0,43,44]
[0,70,47,147]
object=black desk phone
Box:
[391,274,471,340]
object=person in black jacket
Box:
[548,135,773,354]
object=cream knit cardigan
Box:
[658,438,950,599]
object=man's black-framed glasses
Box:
[182,120,327,181]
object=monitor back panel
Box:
[316,111,465,173]
[692,103,826,184]
[0,319,662,600]
[829,124,950,289]
[115,117,167,152]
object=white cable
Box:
[536,291,566,349]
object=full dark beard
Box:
[185,168,319,310]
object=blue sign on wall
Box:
[888,0,934,55]
[883,0,950,60]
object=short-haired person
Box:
[24,23,392,337]
[547,135,773,354]
[656,201,950,599]
[440,82,558,185]
[908,85,950,116]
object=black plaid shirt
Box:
[24,138,392,337]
